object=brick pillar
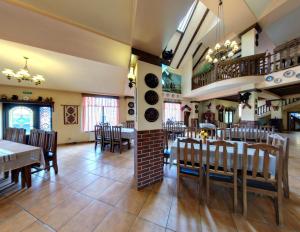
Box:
[134,60,164,190]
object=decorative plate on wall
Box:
[296,73,300,78]
[195,105,199,109]
[265,75,274,82]
[283,70,295,78]
[128,109,134,115]
[274,78,282,84]
[144,108,159,122]
[128,102,134,108]
[144,73,159,88]
[144,90,159,105]
[195,110,199,114]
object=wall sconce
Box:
[128,66,136,88]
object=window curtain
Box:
[82,96,119,131]
[164,102,181,122]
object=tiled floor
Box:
[1,133,300,231]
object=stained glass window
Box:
[39,107,51,131]
[164,102,181,122]
[9,106,33,134]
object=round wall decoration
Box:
[195,105,199,109]
[265,75,274,82]
[274,78,282,84]
[144,90,159,105]
[195,110,199,114]
[145,73,159,88]
[128,109,134,115]
[128,102,134,108]
[283,70,295,78]
[296,73,300,78]
[144,108,159,122]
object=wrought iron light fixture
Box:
[2,57,45,85]
[205,0,239,64]
[128,66,136,88]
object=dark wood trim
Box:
[131,48,163,67]
[238,23,262,38]
[82,93,119,99]
[124,96,134,99]
[192,42,203,58]
[170,0,199,65]
[164,100,182,104]
[190,101,201,103]
[239,89,262,94]
[177,9,209,68]
[193,47,209,70]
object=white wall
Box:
[241,28,256,57]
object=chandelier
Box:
[2,57,45,85]
[205,0,239,64]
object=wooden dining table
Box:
[121,128,135,140]
[0,140,45,188]
[170,138,276,175]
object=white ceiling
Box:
[0,39,127,95]
[7,0,135,44]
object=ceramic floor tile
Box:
[93,208,136,232]
[80,177,114,199]
[0,210,37,232]
[22,221,55,232]
[98,181,130,205]
[129,218,165,232]
[59,200,113,232]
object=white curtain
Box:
[164,102,181,122]
[82,96,119,131]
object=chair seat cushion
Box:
[180,167,199,176]
[208,172,234,183]
[246,179,276,191]
[179,160,200,167]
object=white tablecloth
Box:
[121,128,135,140]
[170,138,276,175]
[199,123,216,129]
[0,140,45,172]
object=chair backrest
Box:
[17,128,26,144]
[229,124,245,140]
[44,131,57,155]
[243,143,283,187]
[266,133,289,163]
[244,126,259,142]
[259,125,274,142]
[94,125,102,139]
[112,126,121,140]
[29,129,46,147]
[10,128,19,142]
[185,127,198,138]
[215,127,227,140]
[177,138,202,170]
[102,126,112,140]
[4,127,13,140]
[207,140,238,175]
[126,120,134,128]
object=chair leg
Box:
[274,196,283,225]
[206,175,209,204]
[233,178,238,213]
[283,165,289,198]
[243,181,247,217]
[53,157,58,174]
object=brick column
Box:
[134,60,164,190]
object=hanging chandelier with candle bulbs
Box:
[205,0,239,64]
[2,57,45,85]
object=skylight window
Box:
[177,0,197,33]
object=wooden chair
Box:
[267,133,290,198]
[242,143,283,225]
[4,127,14,141]
[244,126,259,142]
[111,126,129,153]
[163,129,171,164]
[185,127,198,138]
[102,126,112,151]
[94,125,102,150]
[28,129,46,147]
[215,127,227,140]
[10,128,19,142]
[177,138,203,199]
[259,125,274,142]
[17,129,26,144]
[173,123,185,139]
[126,120,135,128]
[44,131,58,174]
[206,140,238,212]
[229,124,243,141]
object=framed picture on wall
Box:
[63,105,79,125]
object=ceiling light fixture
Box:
[128,66,136,88]
[2,57,45,85]
[205,0,239,64]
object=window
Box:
[164,102,181,122]
[177,0,197,33]
[225,111,234,124]
[82,96,119,131]
[9,106,33,134]
[39,107,52,131]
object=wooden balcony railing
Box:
[192,38,300,90]
[257,98,300,116]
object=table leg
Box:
[21,166,32,188]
